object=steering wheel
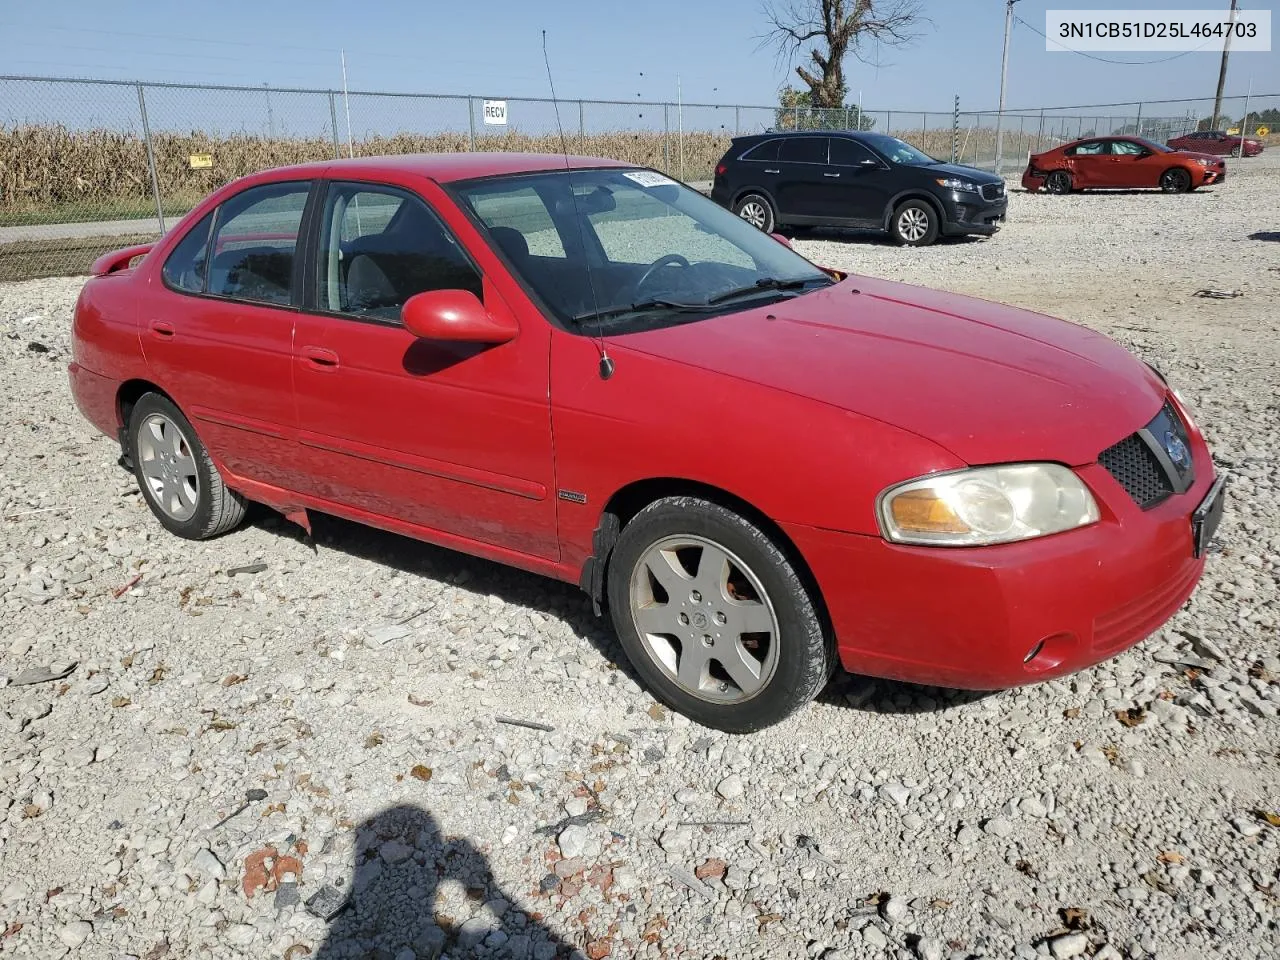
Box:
[634,253,691,296]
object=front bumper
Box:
[939,190,1008,236]
[785,451,1219,690]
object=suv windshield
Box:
[453,168,832,332]
[858,133,937,166]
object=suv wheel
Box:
[890,200,939,247]
[734,194,775,233]
[128,392,248,540]
[606,497,834,733]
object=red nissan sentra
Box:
[68,153,1225,733]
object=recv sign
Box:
[483,100,508,125]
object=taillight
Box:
[715,163,727,177]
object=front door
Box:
[773,136,830,220]
[140,179,312,488]
[291,181,559,561]
[1106,139,1159,188]
[824,136,893,224]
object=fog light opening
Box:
[1023,640,1046,664]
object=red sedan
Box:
[1022,136,1225,194]
[68,153,1225,732]
[1167,130,1264,158]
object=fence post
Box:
[135,83,166,235]
[328,92,341,158]
[735,105,740,135]
[1134,101,1143,137]
[886,110,892,135]
[578,100,585,144]
[951,96,960,162]
[921,111,927,134]
[467,97,476,151]
[663,103,670,173]
[1036,107,1045,151]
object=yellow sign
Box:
[1257,126,1271,137]
[1226,127,1240,135]
[188,153,213,169]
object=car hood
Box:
[618,277,1164,467]
[924,161,1003,185]
[1176,150,1226,163]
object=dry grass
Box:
[0,233,155,282]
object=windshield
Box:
[452,168,832,332]
[858,133,937,166]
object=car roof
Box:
[246,152,635,183]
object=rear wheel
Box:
[1160,168,1192,193]
[889,200,939,246]
[1044,170,1073,195]
[128,393,247,540]
[733,193,775,233]
[606,497,833,733]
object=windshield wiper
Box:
[704,275,829,305]
[571,298,719,326]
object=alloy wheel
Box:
[628,535,780,704]
[137,412,200,521]
[738,201,768,229]
[897,207,930,243]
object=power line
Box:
[1014,14,1217,65]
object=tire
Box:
[1044,170,1073,195]
[606,497,833,733]
[127,392,247,540]
[1229,146,1242,158]
[733,193,775,233]
[1160,168,1192,193]
[889,200,939,247]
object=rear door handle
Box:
[148,320,175,339]
[300,346,340,371]
[823,172,841,178]
[763,168,780,174]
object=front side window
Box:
[315,182,482,322]
[1110,140,1148,156]
[780,137,828,164]
[162,211,215,293]
[454,168,832,334]
[207,182,310,305]
[828,137,880,167]
[856,134,937,166]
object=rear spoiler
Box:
[91,243,154,277]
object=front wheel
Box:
[1160,168,1192,193]
[733,193,775,233]
[128,392,248,540]
[606,497,834,733]
[890,200,939,246]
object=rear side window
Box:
[162,212,215,293]
[780,137,828,164]
[207,182,311,306]
[741,139,780,162]
[1066,141,1106,156]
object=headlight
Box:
[935,177,980,193]
[878,463,1099,547]
[1196,158,1212,167]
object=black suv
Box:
[711,131,1008,246]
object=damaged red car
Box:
[1023,135,1226,194]
[69,153,1225,732]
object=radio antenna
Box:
[542,30,614,380]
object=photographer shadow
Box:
[312,804,575,960]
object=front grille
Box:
[980,183,1005,201]
[1099,434,1175,508]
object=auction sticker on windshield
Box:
[624,170,676,188]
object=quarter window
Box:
[207,182,310,306]
[779,137,828,164]
[161,211,215,294]
[315,183,482,322]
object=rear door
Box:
[823,136,893,224]
[141,179,312,487]
[291,179,559,561]
[1064,139,1110,187]
[773,136,830,220]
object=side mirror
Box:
[770,232,793,248]
[401,289,516,344]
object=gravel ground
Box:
[1,154,1278,960]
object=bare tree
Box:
[763,0,925,108]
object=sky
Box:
[1,0,1276,113]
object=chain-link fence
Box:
[2,74,1277,281]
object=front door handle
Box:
[823,172,841,178]
[148,320,175,339]
[763,168,780,174]
[300,346,340,371]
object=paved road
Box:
[0,216,175,245]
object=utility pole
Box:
[1210,0,1239,130]
[993,0,1019,176]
